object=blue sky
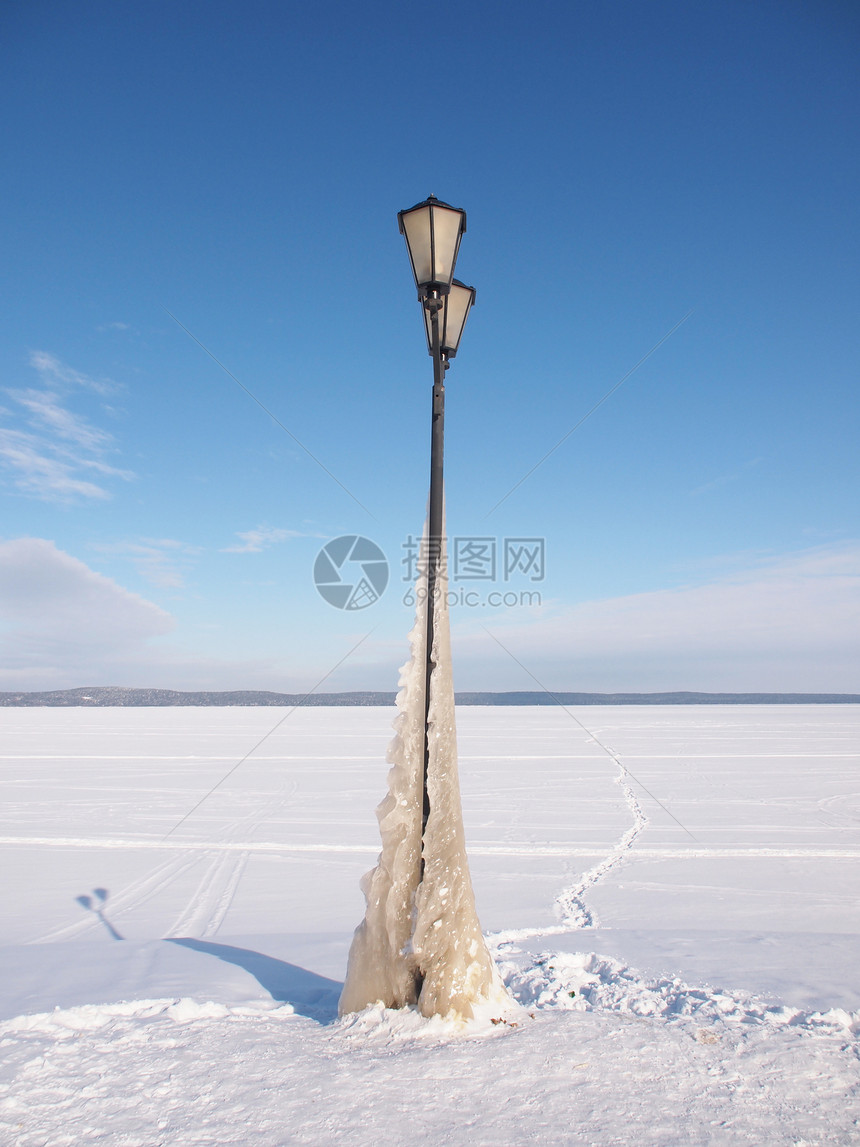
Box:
[1,0,858,693]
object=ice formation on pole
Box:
[339,528,506,1020]
[337,570,427,1014]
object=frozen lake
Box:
[2,704,859,1144]
[2,705,858,949]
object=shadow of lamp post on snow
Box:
[75,887,124,941]
[339,198,510,1021]
[169,938,342,1024]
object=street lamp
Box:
[398,196,475,847]
[398,194,467,299]
[338,198,496,1021]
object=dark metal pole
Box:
[414,292,445,1003]
[422,292,446,842]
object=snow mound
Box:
[0,997,295,1039]
[336,989,526,1044]
[2,969,858,1145]
[502,949,860,1038]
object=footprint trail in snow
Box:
[553,740,647,928]
[489,723,649,946]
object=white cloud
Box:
[0,536,382,694]
[91,538,201,589]
[451,543,860,693]
[0,537,334,694]
[0,538,175,688]
[221,526,309,554]
[0,354,133,503]
[3,536,855,697]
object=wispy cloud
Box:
[7,388,111,452]
[91,538,201,588]
[690,457,762,497]
[95,321,131,333]
[453,542,860,693]
[0,353,133,503]
[29,351,119,396]
[0,429,114,501]
[221,526,316,554]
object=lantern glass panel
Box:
[440,281,475,356]
[427,205,464,288]
[400,205,433,287]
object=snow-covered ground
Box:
[1,704,858,1143]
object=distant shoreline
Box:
[1,687,858,707]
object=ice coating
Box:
[411,559,504,1018]
[337,581,427,1014]
[339,523,506,1019]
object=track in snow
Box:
[164,849,251,938]
[553,746,647,928]
[490,723,650,946]
[26,771,298,944]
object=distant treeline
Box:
[1,687,858,707]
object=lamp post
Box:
[397,196,475,849]
[337,201,491,1019]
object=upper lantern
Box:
[398,195,467,297]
